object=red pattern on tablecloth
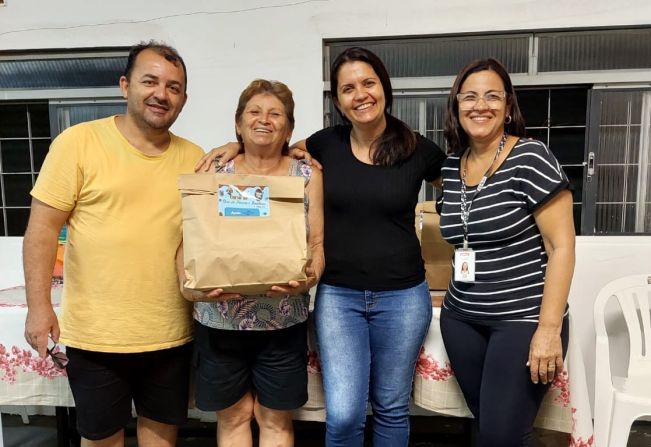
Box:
[415,346,454,381]
[569,408,594,446]
[551,368,571,406]
[0,344,66,383]
[307,350,321,374]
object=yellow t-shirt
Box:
[31,116,204,353]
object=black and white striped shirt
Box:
[438,138,570,323]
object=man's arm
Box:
[23,198,70,358]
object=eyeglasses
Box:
[456,91,506,110]
[47,338,69,369]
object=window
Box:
[584,89,651,233]
[0,103,50,236]
[518,87,588,234]
[0,50,127,236]
[0,101,126,236]
[326,34,529,79]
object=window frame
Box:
[583,86,651,235]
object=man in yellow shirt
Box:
[23,41,204,447]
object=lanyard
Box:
[459,133,507,248]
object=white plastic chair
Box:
[593,274,651,447]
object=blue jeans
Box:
[314,281,432,447]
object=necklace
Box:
[462,132,508,191]
[459,133,508,248]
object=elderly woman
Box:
[179,79,324,447]
[438,58,575,446]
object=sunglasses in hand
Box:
[47,338,69,369]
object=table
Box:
[0,286,73,407]
[1,288,594,446]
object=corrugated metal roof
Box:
[0,57,127,89]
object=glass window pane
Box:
[426,96,448,132]
[33,139,51,172]
[6,208,30,236]
[549,128,585,164]
[595,203,624,233]
[563,166,584,203]
[3,174,33,206]
[573,204,582,235]
[392,95,448,152]
[627,127,641,162]
[524,128,548,145]
[597,126,629,164]
[629,93,643,125]
[0,104,28,138]
[600,93,633,125]
[425,130,447,153]
[588,89,651,234]
[624,204,637,233]
[596,165,627,203]
[29,103,51,138]
[550,88,587,126]
[393,97,425,131]
[625,165,639,203]
[537,29,651,72]
[0,139,32,172]
[327,35,529,78]
[516,89,548,128]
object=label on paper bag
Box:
[218,184,270,217]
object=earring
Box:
[505,115,512,124]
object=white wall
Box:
[0,237,22,289]
[2,0,651,414]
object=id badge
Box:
[454,248,476,283]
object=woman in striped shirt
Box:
[438,58,575,446]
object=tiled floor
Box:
[2,413,651,446]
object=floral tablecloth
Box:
[0,286,74,407]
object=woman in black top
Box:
[438,58,575,446]
[197,47,446,446]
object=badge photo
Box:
[454,248,476,283]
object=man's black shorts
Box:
[65,343,192,441]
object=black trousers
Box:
[440,309,569,447]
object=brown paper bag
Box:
[179,172,308,294]
[415,201,454,291]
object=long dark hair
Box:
[444,58,526,155]
[330,47,416,166]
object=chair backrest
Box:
[594,274,651,379]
